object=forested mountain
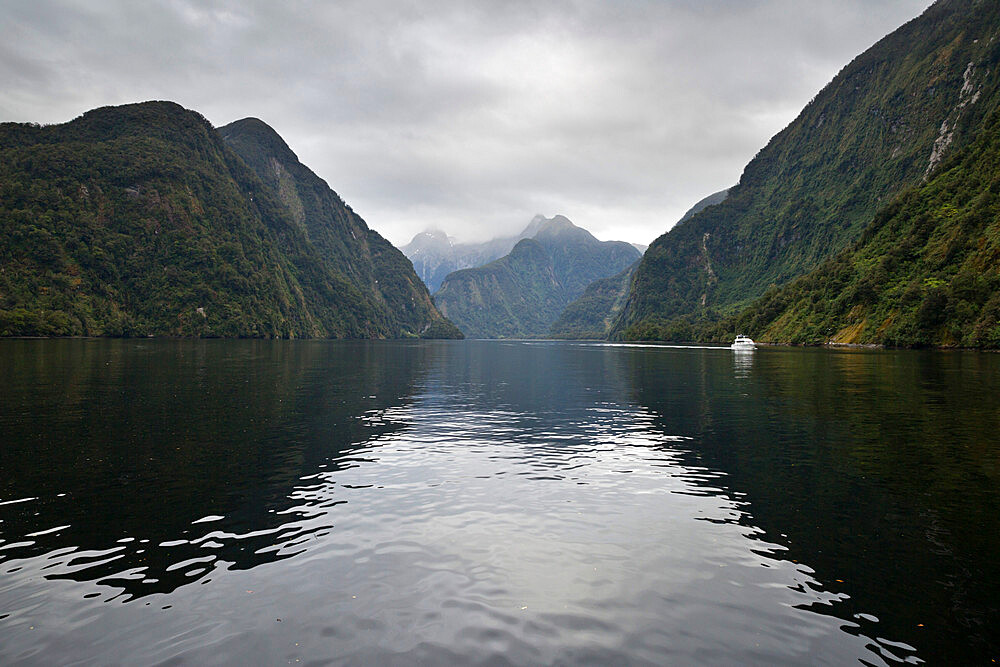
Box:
[434,215,640,338]
[400,216,548,292]
[549,261,639,339]
[551,187,729,339]
[0,101,461,338]
[613,0,1000,341]
[218,117,460,339]
[712,106,1000,348]
[676,188,730,225]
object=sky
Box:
[2,0,933,247]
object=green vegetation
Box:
[435,239,563,338]
[614,0,1000,341]
[549,261,637,339]
[219,117,461,339]
[709,107,1000,348]
[0,102,461,339]
[434,216,640,338]
[676,188,729,225]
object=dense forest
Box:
[613,0,1000,347]
[219,117,460,339]
[549,262,637,339]
[706,107,1000,348]
[0,102,461,339]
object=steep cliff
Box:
[219,117,462,338]
[614,0,1000,341]
[716,105,1000,348]
[0,102,461,338]
[549,261,639,339]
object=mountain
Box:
[401,217,548,292]
[550,188,729,339]
[714,105,1000,348]
[433,215,640,338]
[676,188,730,225]
[613,0,1000,340]
[218,117,461,339]
[0,102,461,339]
[549,261,639,339]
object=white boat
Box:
[731,335,756,350]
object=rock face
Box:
[434,215,640,338]
[613,0,1000,340]
[0,102,462,338]
[717,105,1000,348]
[219,117,462,339]
[401,217,549,293]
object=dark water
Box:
[0,340,997,665]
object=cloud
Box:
[1,0,932,245]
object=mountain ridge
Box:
[401,215,552,293]
[711,104,1000,348]
[219,117,461,338]
[434,215,640,338]
[613,0,1000,340]
[0,101,461,339]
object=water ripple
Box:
[3,340,985,664]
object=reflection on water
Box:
[0,340,422,602]
[731,348,755,378]
[0,340,997,665]
[625,344,1000,666]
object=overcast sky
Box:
[3,0,932,246]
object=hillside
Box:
[219,118,461,339]
[434,215,640,338]
[549,261,639,339]
[0,102,461,338]
[613,0,1000,340]
[401,217,548,292]
[713,106,1000,348]
[551,187,729,339]
[676,188,730,225]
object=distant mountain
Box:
[0,102,461,339]
[715,105,1000,348]
[613,0,1000,341]
[434,215,640,338]
[550,189,729,339]
[401,217,547,292]
[676,188,730,225]
[549,261,639,339]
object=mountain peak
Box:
[421,228,451,242]
[525,214,579,239]
[61,101,216,146]
[519,214,550,238]
[218,117,299,165]
[541,214,574,230]
[434,215,641,338]
[406,229,453,253]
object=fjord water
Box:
[1,341,997,665]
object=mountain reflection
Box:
[2,341,997,666]
[0,340,428,600]
[624,345,1000,666]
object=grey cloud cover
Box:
[2,0,932,245]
